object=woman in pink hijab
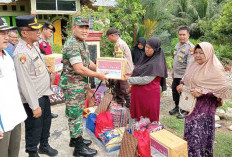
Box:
[177,42,229,157]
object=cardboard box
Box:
[96,57,127,80]
[150,129,188,157]
[44,54,63,73]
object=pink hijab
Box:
[182,42,229,99]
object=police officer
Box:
[39,21,58,119]
[106,28,134,108]
[169,26,194,119]
[59,17,107,157]
[39,21,55,55]
[13,15,58,157]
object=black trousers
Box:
[115,80,130,108]
[172,78,182,108]
[23,96,51,152]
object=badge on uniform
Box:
[39,67,43,72]
[182,48,185,52]
[178,57,182,61]
[19,56,27,64]
[26,43,32,49]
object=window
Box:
[36,0,76,11]
[12,5,17,11]
[3,5,7,11]
[20,5,25,11]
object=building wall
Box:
[0,0,30,17]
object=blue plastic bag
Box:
[86,113,97,133]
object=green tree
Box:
[81,0,145,56]
[212,0,232,44]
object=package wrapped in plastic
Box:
[109,102,128,128]
[99,127,125,146]
[135,117,151,130]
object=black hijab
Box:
[132,37,168,91]
[131,37,146,65]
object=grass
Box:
[218,101,232,112]
[160,115,184,136]
[214,133,232,157]
[160,116,232,157]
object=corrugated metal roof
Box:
[92,0,117,7]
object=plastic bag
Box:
[134,130,151,157]
[95,111,114,138]
[86,113,97,133]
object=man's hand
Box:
[97,72,108,80]
[176,84,184,93]
[190,89,202,98]
[0,130,3,139]
[33,106,42,118]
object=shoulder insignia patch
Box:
[19,56,27,64]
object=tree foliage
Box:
[81,0,145,56]
[212,0,232,44]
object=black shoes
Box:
[176,111,188,119]
[51,113,58,118]
[38,144,58,156]
[169,107,179,115]
[73,143,97,157]
[28,152,40,157]
[72,136,97,157]
[70,137,92,147]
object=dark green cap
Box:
[73,17,89,26]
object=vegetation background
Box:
[51,0,232,156]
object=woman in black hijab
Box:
[131,37,146,65]
[125,37,168,122]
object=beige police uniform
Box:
[13,38,53,153]
[172,41,194,78]
[13,38,53,110]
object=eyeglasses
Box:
[9,36,18,39]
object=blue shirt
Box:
[7,43,16,54]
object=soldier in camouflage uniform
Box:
[59,17,107,157]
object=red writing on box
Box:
[98,61,121,70]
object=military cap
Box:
[42,21,56,32]
[16,15,42,29]
[0,16,17,31]
[73,17,89,26]
[106,28,120,36]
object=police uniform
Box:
[59,17,97,157]
[171,41,194,114]
[13,15,58,156]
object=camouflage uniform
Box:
[59,34,90,138]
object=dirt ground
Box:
[19,83,232,157]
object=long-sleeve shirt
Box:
[128,76,156,85]
[115,38,134,73]
[13,39,53,110]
